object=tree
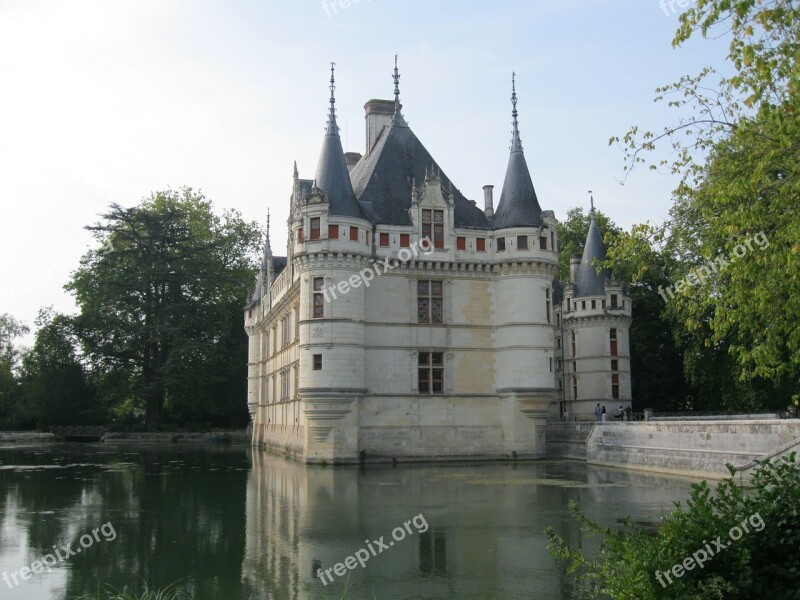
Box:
[17,309,101,429]
[547,454,800,599]
[67,188,261,430]
[607,0,800,406]
[0,313,29,429]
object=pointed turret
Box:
[313,63,364,219]
[574,198,610,298]
[492,73,543,229]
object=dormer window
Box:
[497,238,506,252]
[517,236,528,250]
[310,217,320,240]
[422,209,444,249]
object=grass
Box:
[72,582,188,600]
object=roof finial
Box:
[393,54,401,114]
[510,72,522,152]
[263,208,273,263]
[588,190,595,216]
[326,62,338,134]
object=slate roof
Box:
[314,116,366,219]
[491,80,543,229]
[349,113,490,229]
[574,214,609,298]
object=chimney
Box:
[570,255,581,284]
[364,99,395,156]
[482,185,494,217]
[344,152,362,172]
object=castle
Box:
[244,63,631,463]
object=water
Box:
[0,443,699,599]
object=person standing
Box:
[601,405,607,422]
[595,403,602,422]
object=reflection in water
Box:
[0,444,698,600]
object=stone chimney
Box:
[570,255,581,284]
[344,152,362,172]
[364,99,395,156]
[482,185,494,218]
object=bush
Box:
[546,453,800,599]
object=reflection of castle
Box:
[241,452,692,599]
[244,63,631,463]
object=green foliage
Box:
[547,454,800,599]
[66,187,261,430]
[606,0,800,408]
[17,308,102,429]
[72,582,189,600]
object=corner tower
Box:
[558,199,632,420]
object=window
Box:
[476,237,486,252]
[571,331,576,358]
[572,376,577,400]
[400,234,410,248]
[549,357,553,372]
[456,236,466,251]
[294,305,300,340]
[497,237,506,252]
[418,352,444,394]
[591,300,596,309]
[297,228,304,243]
[350,226,359,241]
[329,224,339,239]
[556,337,561,349]
[422,209,445,248]
[280,370,288,400]
[313,354,323,371]
[417,280,443,324]
[545,288,551,323]
[294,365,299,399]
[517,235,528,250]
[556,313,561,327]
[310,217,320,240]
[610,328,618,356]
[602,299,606,309]
[420,529,447,576]
[611,359,618,371]
[313,277,325,319]
[610,294,618,308]
[567,298,571,312]
[581,301,586,310]
[612,374,620,400]
[539,236,547,250]
[550,231,555,250]
[557,358,562,370]
[380,232,389,247]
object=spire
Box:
[510,72,522,152]
[492,73,542,229]
[574,198,610,298]
[264,208,272,263]
[314,63,364,218]
[393,54,401,115]
[326,62,338,135]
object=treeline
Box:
[0,188,262,432]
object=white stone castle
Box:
[244,63,632,463]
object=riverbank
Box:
[0,430,249,445]
[547,419,800,479]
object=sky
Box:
[0,0,731,341]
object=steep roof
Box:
[349,113,489,228]
[574,213,609,298]
[313,66,366,220]
[492,75,543,229]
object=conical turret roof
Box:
[492,74,542,229]
[574,209,609,298]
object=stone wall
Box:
[585,420,800,479]
[545,422,595,460]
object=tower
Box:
[556,198,632,420]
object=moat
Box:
[0,443,698,599]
